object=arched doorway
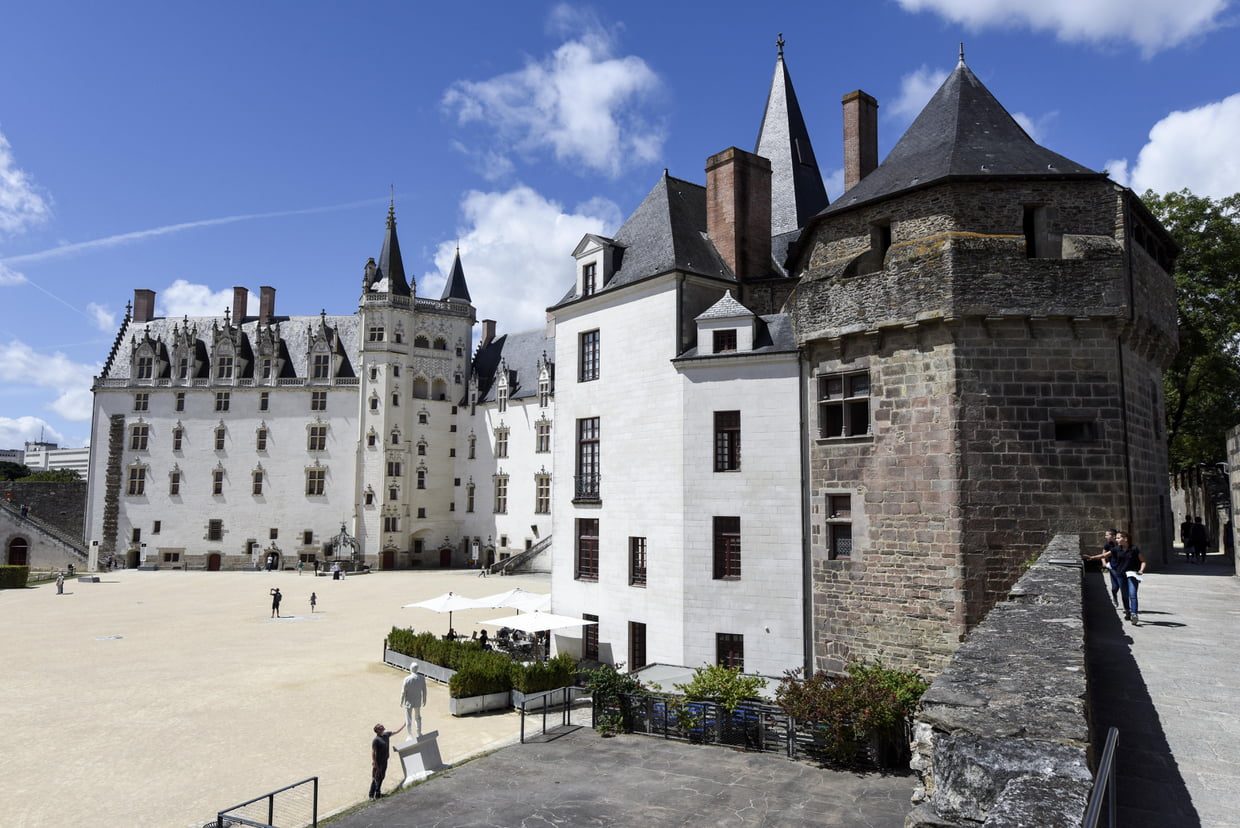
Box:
[7,537,29,566]
[439,547,452,567]
[207,553,221,571]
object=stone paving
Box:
[1085,548,1240,828]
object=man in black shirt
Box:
[369,722,405,799]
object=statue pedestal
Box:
[395,731,446,784]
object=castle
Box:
[83,46,1177,678]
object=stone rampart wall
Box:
[907,533,1093,827]
[2,481,87,539]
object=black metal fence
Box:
[519,686,590,742]
[210,776,318,828]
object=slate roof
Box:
[440,249,472,302]
[755,52,829,234]
[824,59,1101,216]
[550,173,732,309]
[471,327,554,404]
[372,205,412,297]
[674,312,798,360]
[697,290,752,320]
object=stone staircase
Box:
[0,500,89,564]
[487,535,551,575]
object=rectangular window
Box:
[175,392,185,412]
[713,516,741,580]
[252,471,264,496]
[494,476,508,514]
[716,633,744,670]
[216,356,234,380]
[629,621,647,670]
[215,427,226,451]
[575,417,600,501]
[417,507,426,518]
[136,355,153,379]
[152,520,161,534]
[536,421,551,453]
[713,329,737,354]
[270,528,278,540]
[575,518,599,581]
[303,530,313,545]
[306,468,325,496]
[714,410,740,471]
[129,424,149,451]
[256,428,267,451]
[307,425,327,451]
[310,391,327,411]
[162,552,180,563]
[212,469,224,495]
[579,330,600,382]
[387,460,402,478]
[468,437,476,459]
[134,393,149,412]
[171,427,183,451]
[583,613,600,660]
[177,357,189,379]
[582,262,596,296]
[261,358,273,379]
[312,353,330,379]
[539,379,550,408]
[208,520,223,541]
[416,469,426,489]
[497,385,508,413]
[169,471,181,496]
[215,392,230,412]
[495,429,508,458]
[259,391,269,411]
[368,325,384,342]
[629,536,647,586]
[383,515,400,533]
[127,467,146,496]
[535,475,551,514]
[818,372,870,438]
[466,484,475,513]
[827,494,853,560]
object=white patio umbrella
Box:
[401,591,484,632]
[477,610,597,633]
[473,588,551,613]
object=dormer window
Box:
[135,355,154,380]
[582,262,597,296]
[312,352,331,379]
[216,355,234,380]
[713,330,737,353]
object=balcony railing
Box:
[573,473,601,502]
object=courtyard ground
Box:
[0,567,549,827]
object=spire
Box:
[440,246,472,303]
[754,36,829,236]
[374,200,412,297]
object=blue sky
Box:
[1,1,1237,449]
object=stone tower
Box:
[789,56,1178,674]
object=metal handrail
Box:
[1083,727,1119,828]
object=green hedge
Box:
[387,627,577,698]
[511,653,576,694]
[0,566,29,589]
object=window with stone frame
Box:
[629,621,647,670]
[302,530,314,545]
[493,475,508,513]
[261,358,273,379]
[575,518,599,581]
[216,355,234,380]
[534,474,551,515]
[367,325,384,342]
[311,391,327,411]
[417,469,427,490]
[134,392,149,412]
[466,482,475,513]
[818,371,870,438]
[215,426,226,451]
[581,262,597,297]
[208,519,223,541]
[252,470,264,496]
[414,334,430,349]
[389,485,399,501]
[826,493,853,560]
[468,434,477,459]
[305,467,326,496]
[215,392,230,412]
[312,352,331,379]
[497,384,508,413]
[495,427,509,458]
[383,515,400,533]
[583,613,600,660]
[713,329,737,354]
[712,516,741,580]
[256,427,267,451]
[575,417,600,501]
[126,466,146,496]
[714,410,740,471]
[176,392,185,412]
[307,424,327,452]
[129,423,149,451]
[536,420,551,453]
[579,330,600,382]
[259,391,269,412]
[367,431,377,447]
[716,633,744,670]
[417,441,427,456]
[387,460,402,477]
[629,536,647,586]
[169,470,181,496]
[136,354,154,379]
[212,468,224,495]
[539,377,550,407]
[172,427,184,452]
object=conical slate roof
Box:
[755,46,829,234]
[825,58,1099,215]
[375,203,412,296]
[440,248,472,302]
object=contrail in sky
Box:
[0,197,387,266]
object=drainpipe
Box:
[799,351,814,675]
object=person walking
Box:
[1190,516,1209,563]
[368,722,405,799]
[270,587,283,618]
[298,560,304,576]
[309,592,317,613]
[1110,530,1148,626]
[1086,528,1123,607]
[55,573,64,595]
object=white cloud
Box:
[890,66,949,122]
[896,0,1228,56]
[1103,94,1240,197]
[824,168,846,202]
[0,261,27,286]
[442,16,664,178]
[0,126,50,237]
[159,280,258,318]
[0,340,99,422]
[86,302,116,333]
[425,185,621,334]
[1012,110,1058,144]
[0,416,67,449]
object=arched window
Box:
[414,334,430,349]
[433,337,447,351]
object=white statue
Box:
[401,663,428,738]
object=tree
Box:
[1142,189,1240,469]
[19,469,82,482]
[0,462,31,481]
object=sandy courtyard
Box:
[0,567,551,827]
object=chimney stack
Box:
[232,287,248,322]
[259,286,276,324]
[133,289,156,323]
[842,90,879,192]
[705,147,772,281]
[480,319,497,348]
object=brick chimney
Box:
[132,289,156,323]
[705,147,772,281]
[842,90,879,192]
[232,286,248,322]
[259,286,276,323]
[480,319,497,348]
